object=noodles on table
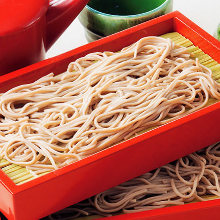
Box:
[0,36,219,174]
[48,142,220,219]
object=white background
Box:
[46,0,220,58]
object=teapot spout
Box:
[45,0,89,51]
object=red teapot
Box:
[0,0,89,74]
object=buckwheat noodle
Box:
[0,36,219,175]
[48,142,220,219]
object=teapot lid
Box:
[0,0,48,36]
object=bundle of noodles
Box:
[0,36,220,174]
[47,142,220,220]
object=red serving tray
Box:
[0,11,220,220]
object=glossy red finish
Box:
[0,0,48,36]
[0,0,89,75]
[46,0,90,50]
[0,11,219,220]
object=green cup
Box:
[79,0,173,42]
[214,23,220,41]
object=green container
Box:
[214,23,220,41]
[79,0,173,42]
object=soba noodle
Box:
[48,142,220,219]
[0,36,219,174]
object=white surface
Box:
[46,0,220,59]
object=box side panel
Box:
[13,104,220,220]
[0,183,14,220]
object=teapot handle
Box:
[45,0,89,51]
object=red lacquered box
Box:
[0,11,220,220]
